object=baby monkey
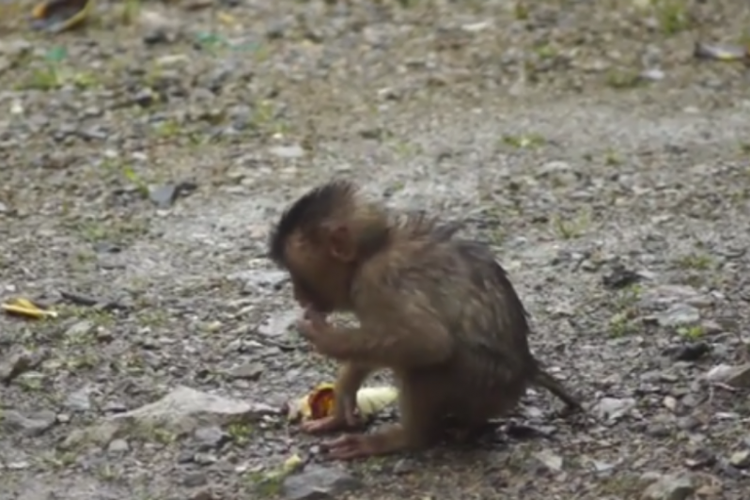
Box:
[268,180,581,460]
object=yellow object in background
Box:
[1,297,58,319]
[31,0,93,33]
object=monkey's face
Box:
[284,237,352,314]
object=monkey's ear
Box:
[327,224,356,262]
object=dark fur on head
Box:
[269,181,465,269]
[268,180,360,266]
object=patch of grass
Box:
[513,1,529,20]
[247,470,284,498]
[100,158,150,197]
[17,62,102,92]
[121,0,141,25]
[533,43,558,60]
[652,0,690,35]
[97,463,119,481]
[42,450,79,469]
[678,324,705,340]
[64,352,101,371]
[674,253,713,271]
[78,221,111,243]
[609,311,638,337]
[21,65,62,91]
[551,209,591,239]
[228,422,254,445]
[133,424,178,445]
[135,309,170,328]
[605,68,643,89]
[251,99,288,135]
[596,473,643,497]
[16,374,44,392]
[501,133,547,149]
[153,119,183,138]
[615,283,642,309]
[391,139,423,157]
[68,216,150,245]
[608,284,642,337]
[246,456,303,498]
[121,165,150,197]
[69,71,102,90]
[604,149,622,166]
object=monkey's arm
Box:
[300,307,453,367]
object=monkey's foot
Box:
[301,415,362,434]
[322,426,411,460]
[321,434,375,460]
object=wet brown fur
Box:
[269,180,580,458]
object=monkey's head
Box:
[268,180,389,314]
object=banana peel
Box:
[286,383,398,422]
[1,297,57,319]
[30,0,93,33]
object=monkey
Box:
[382,211,581,412]
[268,180,581,459]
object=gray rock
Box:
[676,416,701,431]
[257,311,298,337]
[0,349,34,383]
[646,423,670,438]
[149,182,197,208]
[227,269,287,293]
[593,397,636,421]
[392,458,416,474]
[64,320,95,338]
[103,401,128,413]
[65,386,93,412]
[62,386,276,449]
[6,460,30,470]
[656,304,700,327]
[729,450,750,469]
[107,439,130,454]
[282,465,362,500]
[269,145,305,159]
[534,449,564,472]
[193,453,218,465]
[194,426,227,449]
[2,410,57,436]
[182,471,208,487]
[225,362,264,381]
[640,285,700,307]
[641,473,694,500]
[590,459,616,473]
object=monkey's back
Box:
[359,236,536,420]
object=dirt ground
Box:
[2,0,750,499]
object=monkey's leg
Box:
[302,362,374,434]
[322,372,443,460]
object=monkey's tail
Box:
[531,365,582,411]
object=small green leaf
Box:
[45,46,68,63]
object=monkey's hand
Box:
[321,424,408,460]
[301,393,362,434]
[296,308,347,358]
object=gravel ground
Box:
[2,1,750,499]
